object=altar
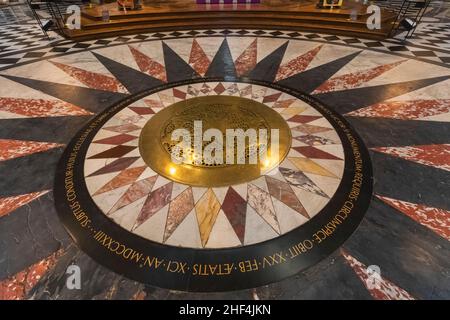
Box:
[61,0,396,40]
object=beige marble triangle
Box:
[288,157,337,178]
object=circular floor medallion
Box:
[139,95,291,187]
[55,80,373,292]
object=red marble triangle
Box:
[129,106,154,115]
[93,133,137,145]
[377,195,450,241]
[94,166,147,195]
[313,60,406,94]
[109,175,158,213]
[134,182,173,229]
[347,99,450,120]
[88,145,136,159]
[262,92,282,103]
[341,249,414,300]
[265,176,309,218]
[273,98,296,109]
[293,146,342,160]
[235,39,257,77]
[173,88,187,100]
[288,115,321,123]
[189,39,210,76]
[0,97,92,118]
[0,191,49,218]
[214,83,226,94]
[372,144,450,171]
[221,187,247,244]
[0,139,63,161]
[0,250,63,300]
[128,45,167,82]
[164,187,194,242]
[275,45,323,82]
[88,157,139,177]
[50,61,127,93]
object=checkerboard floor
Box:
[0,2,449,69]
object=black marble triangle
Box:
[345,198,449,299]
[315,76,450,114]
[247,41,288,82]
[0,116,92,144]
[204,38,237,78]
[92,52,164,94]
[0,191,71,281]
[346,117,450,148]
[0,148,63,197]
[370,150,450,211]
[277,51,361,93]
[162,42,200,82]
[1,75,127,114]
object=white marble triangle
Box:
[133,204,169,242]
[244,205,278,245]
[109,196,147,231]
[272,197,308,234]
[165,209,202,248]
[292,186,329,219]
[205,210,241,248]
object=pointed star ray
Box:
[1,75,128,114]
[92,52,164,94]
[314,76,450,114]
[277,51,361,93]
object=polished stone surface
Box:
[0,29,449,299]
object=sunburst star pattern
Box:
[0,31,449,299]
[84,81,342,248]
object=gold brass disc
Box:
[139,95,291,187]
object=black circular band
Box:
[54,77,373,292]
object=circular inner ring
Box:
[139,95,291,187]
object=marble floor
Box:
[0,25,449,299]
